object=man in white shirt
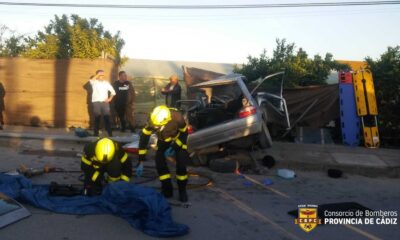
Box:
[90,70,116,137]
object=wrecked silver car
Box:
[180,74,272,164]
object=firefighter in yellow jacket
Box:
[81,138,132,195]
[138,105,189,202]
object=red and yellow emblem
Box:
[295,204,322,232]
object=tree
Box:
[23,14,125,63]
[366,46,400,143]
[0,25,26,57]
[234,39,348,88]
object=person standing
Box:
[112,71,136,132]
[161,74,181,108]
[0,82,5,130]
[90,70,116,137]
[137,105,189,202]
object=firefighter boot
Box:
[177,179,188,203]
[161,179,173,198]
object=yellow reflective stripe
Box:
[138,149,147,155]
[121,153,128,163]
[91,171,100,182]
[175,138,183,147]
[107,176,120,182]
[179,125,188,132]
[93,165,100,169]
[81,156,92,166]
[174,132,180,140]
[159,174,171,181]
[182,144,188,150]
[121,175,130,182]
[176,175,188,181]
[142,128,152,135]
[164,137,172,142]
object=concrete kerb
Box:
[1,131,399,178]
[0,132,136,152]
[259,142,400,178]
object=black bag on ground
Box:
[48,182,84,197]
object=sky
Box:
[0,0,399,64]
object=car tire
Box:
[209,158,237,173]
[259,106,273,149]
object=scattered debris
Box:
[262,179,273,186]
[74,127,90,138]
[243,181,253,187]
[277,169,296,179]
[0,193,31,229]
[261,155,276,169]
[17,164,56,178]
[327,169,343,178]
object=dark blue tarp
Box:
[0,174,189,237]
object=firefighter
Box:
[81,138,132,195]
[137,105,189,202]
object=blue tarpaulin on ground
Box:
[0,173,189,237]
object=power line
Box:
[0,1,400,9]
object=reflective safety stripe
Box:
[107,176,120,182]
[159,173,171,181]
[81,156,92,166]
[93,165,100,169]
[91,171,100,182]
[179,125,188,132]
[182,144,188,150]
[176,175,188,181]
[120,153,128,163]
[175,138,183,147]
[121,175,130,182]
[164,137,172,142]
[138,149,147,155]
[142,128,152,135]
[173,132,180,140]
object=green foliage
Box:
[23,35,60,59]
[234,39,349,88]
[366,46,400,141]
[0,25,26,57]
[2,15,125,64]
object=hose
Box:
[48,166,213,190]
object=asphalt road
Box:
[0,146,399,240]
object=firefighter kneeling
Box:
[138,105,189,202]
[81,138,132,195]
